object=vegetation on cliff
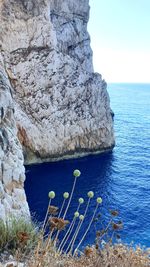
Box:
[0,170,149,266]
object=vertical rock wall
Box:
[0,55,29,220]
[0,0,115,219]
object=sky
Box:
[88,0,150,83]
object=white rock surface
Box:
[0,0,115,219]
[4,261,25,267]
[0,55,30,220]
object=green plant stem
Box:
[76,203,81,212]
[57,206,81,253]
[63,177,77,219]
[58,202,81,252]
[42,199,51,232]
[66,221,82,254]
[58,199,66,218]
[59,218,76,253]
[65,219,82,254]
[71,197,90,238]
[53,177,77,248]
[83,198,91,218]
[62,197,90,254]
[67,197,91,254]
[73,202,99,256]
[58,217,75,252]
[35,199,51,258]
[100,218,113,241]
[53,199,67,246]
[44,229,54,251]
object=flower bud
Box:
[63,192,69,199]
[74,211,79,218]
[87,191,94,198]
[78,197,84,204]
[79,215,84,221]
[73,169,81,177]
[48,191,55,199]
[97,197,102,204]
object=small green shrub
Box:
[0,217,38,255]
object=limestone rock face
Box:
[0,55,30,220]
[0,0,115,219]
[0,0,114,164]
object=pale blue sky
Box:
[88,0,150,83]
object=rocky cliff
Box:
[0,55,30,220]
[0,0,115,219]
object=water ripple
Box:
[25,83,150,248]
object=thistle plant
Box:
[59,211,80,254]
[80,191,94,224]
[54,192,70,245]
[57,190,94,255]
[34,168,122,264]
[94,209,123,250]
[58,192,69,218]
[42,191,56,232]
[74,197,102,256]
[78,197,84,205]
[64,192,94,255]
[58,197,84,253]
[48,170,80,248]
[63,169,81,219]
[35,191,56,259]
[66,214,84,254]
[0,168,125,267]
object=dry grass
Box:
[0,218,38,255]
[27,243,150,267]
[0,218,150,267]
[1,171,149,267]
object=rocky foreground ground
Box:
[0,244,150,267]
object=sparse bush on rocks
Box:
[0,170,150,267]
[0,217,38,264]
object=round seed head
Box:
[79,215,84,221]
[48,191,55,199]
[78,197,84,204]
[63,192,69,199]
[97,197,102,204]
[73,169,81,177]
[87,191,94,198]
[74,211,79,218]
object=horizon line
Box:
[107,82,150,84]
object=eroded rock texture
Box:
[0,55,29,220]
[0,0,115,219]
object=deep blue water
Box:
[25,83,150,249]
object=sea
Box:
[25,83,150,249]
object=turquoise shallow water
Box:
[25,83,150,249]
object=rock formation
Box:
[0,0,115,219]
[0,55,29,220]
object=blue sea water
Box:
[25,83,150,249]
